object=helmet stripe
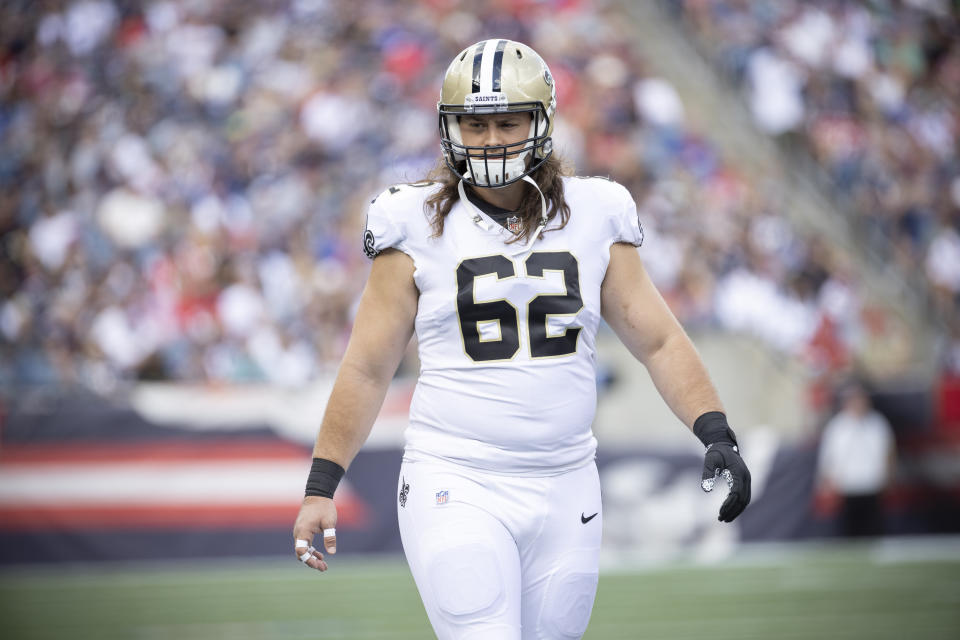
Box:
[492,39,507,92]
[478,39,500,93]
[471,40,485,93]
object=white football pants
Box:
[396,458,602,640]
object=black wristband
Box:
[693,411,739,448]
[305,458,345,498]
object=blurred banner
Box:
[1,387,958,565]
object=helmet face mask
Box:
[438,40,556,188]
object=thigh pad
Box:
[536,559,598,639]
[427,541,506,620]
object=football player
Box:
[293,39,751,639]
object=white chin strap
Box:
[521,174,548,251]
[458,174,548,253]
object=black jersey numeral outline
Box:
[455,251,582,362]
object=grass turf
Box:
[1,543,958,639]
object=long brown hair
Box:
[423,155,572,244]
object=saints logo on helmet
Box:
[438,39,557,188]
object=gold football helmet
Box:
[438,39,557,187]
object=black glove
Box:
[694,411,751,523]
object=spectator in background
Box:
[816,380,896,538]
[0,0,921,390]
[678,0,960,333]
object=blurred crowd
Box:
[672,0,960,367]
[0,0,922,392]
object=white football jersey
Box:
[364,176,643,475]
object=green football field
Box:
[2,541,958,640]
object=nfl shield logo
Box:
[435,490,449,505]
[507,216,521,234]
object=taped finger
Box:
[299,550,312,563]
[295,539,310,549]
[322,528,337,553]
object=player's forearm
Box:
[312,360,393,468]
[643,328,724,430]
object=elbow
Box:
[644,331,669,361]
[339,357,393,389]
[331,345,391,390]
[639,325,686,367]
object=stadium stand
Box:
[666,0,957,365]
[1,0,939,395]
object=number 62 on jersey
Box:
[456,250,582,362]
